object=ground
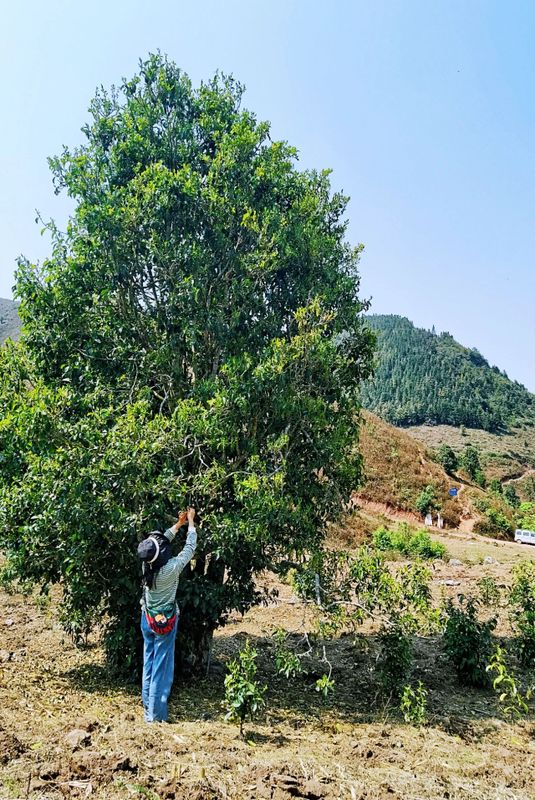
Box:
[1,523,534,800]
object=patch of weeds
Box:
[33,586,51,611]
[0,777,21,799]
[115,782,160,799]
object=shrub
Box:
[415,485,438,516]
[406,530,446,560]
[443,597,496,687]
[273,629,302,679]
[477,576,501,608]
[223,640,267,736]
[474,506,514,538]
[517,502,535,530]
[372,526,395,551]
[437,445,458,475]
[372,524,446,560]
[487,646,533,720]
[474,470,487,489]
[440,500,461,530]
[503,485,520,508]
[489,479,502,496]
[509,561,535,668]
[524,479,535,503]
[377,624,413,697]
[462,446,481,481]
[400,681,428,725]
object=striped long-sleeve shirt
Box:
[141,526,197,616]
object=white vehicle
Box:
[514,529,535,545]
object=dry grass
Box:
[358,413,535,533]
[405,423,535,489]
[358,412,462,527]
[2,530,535,800]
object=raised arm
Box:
[163,510,188,543]
[173,507,197,572]
[163,507,197,571]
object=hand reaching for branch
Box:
[176,510,188,528]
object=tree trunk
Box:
[176,622,215,675]
[175,552,226,675]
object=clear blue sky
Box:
[1,0,534,390]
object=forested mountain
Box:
[361,315,535,432]
[0,298,20,344]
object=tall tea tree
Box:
[0,54,374,675]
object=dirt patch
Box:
[0,725,25,765]
[352,497,422,526]
[1,545,535,800]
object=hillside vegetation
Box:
[357,411,462,527]
[356,411,535,539]
[0,298,20,344]
[361,315,535,432]
[406,423,535,499]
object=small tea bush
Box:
[373,527,394,551]
[273,629,302,678]
[407,530,446,559]
[477,576,501,608]
[223,640,267,736]
[400,681,428,725]
[487,646,533,720]
[377,624,413,697]
[443,597,496,687]
[315,673,335,699]
[509,561,535,668]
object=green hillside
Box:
[0,298,21,344]
[361,315,535,432]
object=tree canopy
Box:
[0,54,374,674]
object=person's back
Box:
[137,508,197,722]
[143,525,197,616]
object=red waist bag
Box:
[145,611,177,635]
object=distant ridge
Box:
[361,314,535,432]
[0,298,21,344]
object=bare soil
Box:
[1,529,535,800]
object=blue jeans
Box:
[141,611,178,722]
